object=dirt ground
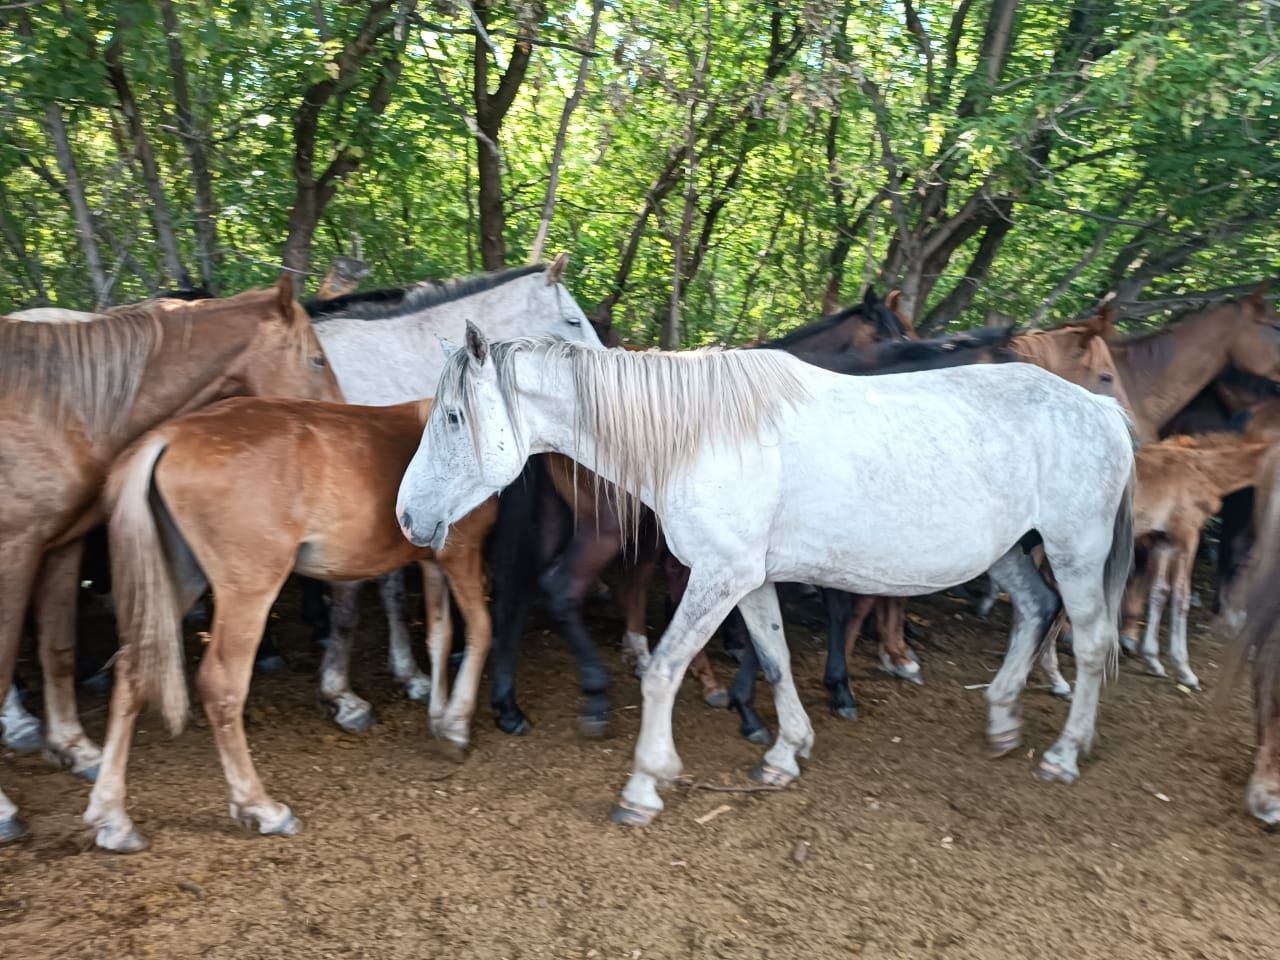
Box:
[2,565,1277,960]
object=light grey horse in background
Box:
[306,255,602,732]
[397,328,1135,826]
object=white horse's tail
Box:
[1102,460,1136,676]
[106,431,189,734]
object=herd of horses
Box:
[2,260,1280,854]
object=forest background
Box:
[1,0,1276,346]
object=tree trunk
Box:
[528,0,603,264]
[158,0,218,290]
[104,31,191,289]
[472,0,543,270]
[45,102,110,307]
[283,1,415,279]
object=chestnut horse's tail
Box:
[106,430,190,734]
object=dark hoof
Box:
[703,689,730,709]
[76,763,101,784]
[609,802,657,827]
[830,705,858,721]
[79,670,114,695]
[578,714,611,739]
[496,711,531,736]
[988,730,1022,758]
[448,650,465,669]
[742,725,772,745]
[748,763,795,788]
[0,815,28,844]
[254,655,287,676]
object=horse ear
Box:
[274,271,296,324]
[885,290,901,313]
[546,252,569,286]
[465,320,489,367]
[862,286,880,310]
[1081,305,1116,339]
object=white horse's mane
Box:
[438,338,810,534]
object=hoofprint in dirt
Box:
[2,574,1277,960]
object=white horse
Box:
[304,255,602,731]
[397,328,1135,825]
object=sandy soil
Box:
[1,568,1277,960]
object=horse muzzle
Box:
[397,508,444,551]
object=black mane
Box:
[796,326,1015,375]
[759,298,907,349]
[306,263,545,322]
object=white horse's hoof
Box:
[1247,781,1280,830]
[988,729,1022,758]
[330,698,374,734]
[1142,656,1167,679]
[1120,635,1139,657]
[2,719,45,755]
[403,676,432,704]
[748,763,795,788]
[703,688,730,709]
[610,802,659,827]
[1049,681,1073,701]
[1037,753,1079,785]
[0,815,27,844]
[1174,670,1201,691]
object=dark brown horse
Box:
[0,278,342,844]
[88,398,497,852]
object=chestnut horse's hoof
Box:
[232,803,301,838]
[703,689,730,709]
[609,802,658,827]
[987,730,1021,758]
[0,815,28,844]
[748,763,795,788]
[96,823,149,854]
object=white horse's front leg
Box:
[614,567,752,827]
[736,584,813,784]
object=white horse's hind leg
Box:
[985,547,1060,756]
[1038,570,1116,784]
[736,584,814,785]
[614,566,753,827]
[317,582,374,734]
[1,684,43,754]
[378,569,431,703]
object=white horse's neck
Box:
[318,274,595,405]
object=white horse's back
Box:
[9,307,102,323]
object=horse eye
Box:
[311,355,327,369]
[446,410,462,426]
[566,317,582,327]
[1099,372,1114,384]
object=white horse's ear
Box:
[465,320,489,367]
[546,252,569,286]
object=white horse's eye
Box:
[566,317,582,327]
[446,409,463,426]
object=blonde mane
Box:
[0,305,164,438]
[437,339,810,534]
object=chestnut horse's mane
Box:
[0,305,164,438]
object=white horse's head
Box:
[397,323,525,550]
[519,253,599,347]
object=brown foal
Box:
[87,397,496,852]
[0,277,341,844]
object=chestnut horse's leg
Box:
[82,641,148,852]
[616,549,655,676]
[1248,676,1280,827]
[876,598,922,684]
[433,539,492,749]
[842,594,876,664]
[1166,531,1200,689]
[0,537,41,842]
[1139,544,1173,678]
[35,538,102,780]
[377,569,432,703]
[198,575,300,837]
[821,589,858,720]
[317,582,374,734]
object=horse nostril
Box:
[399,510,413,533]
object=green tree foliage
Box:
[1,0,1276,342]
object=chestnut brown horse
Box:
[87,397,496,852]
[1221,444,1280,828]
[0,277,341,844]
[1120,433,1272,688]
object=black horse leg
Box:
[822,589,859,719]
[539,544,613,738]
[727,636,771,744]
[1216,488,1255,613]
